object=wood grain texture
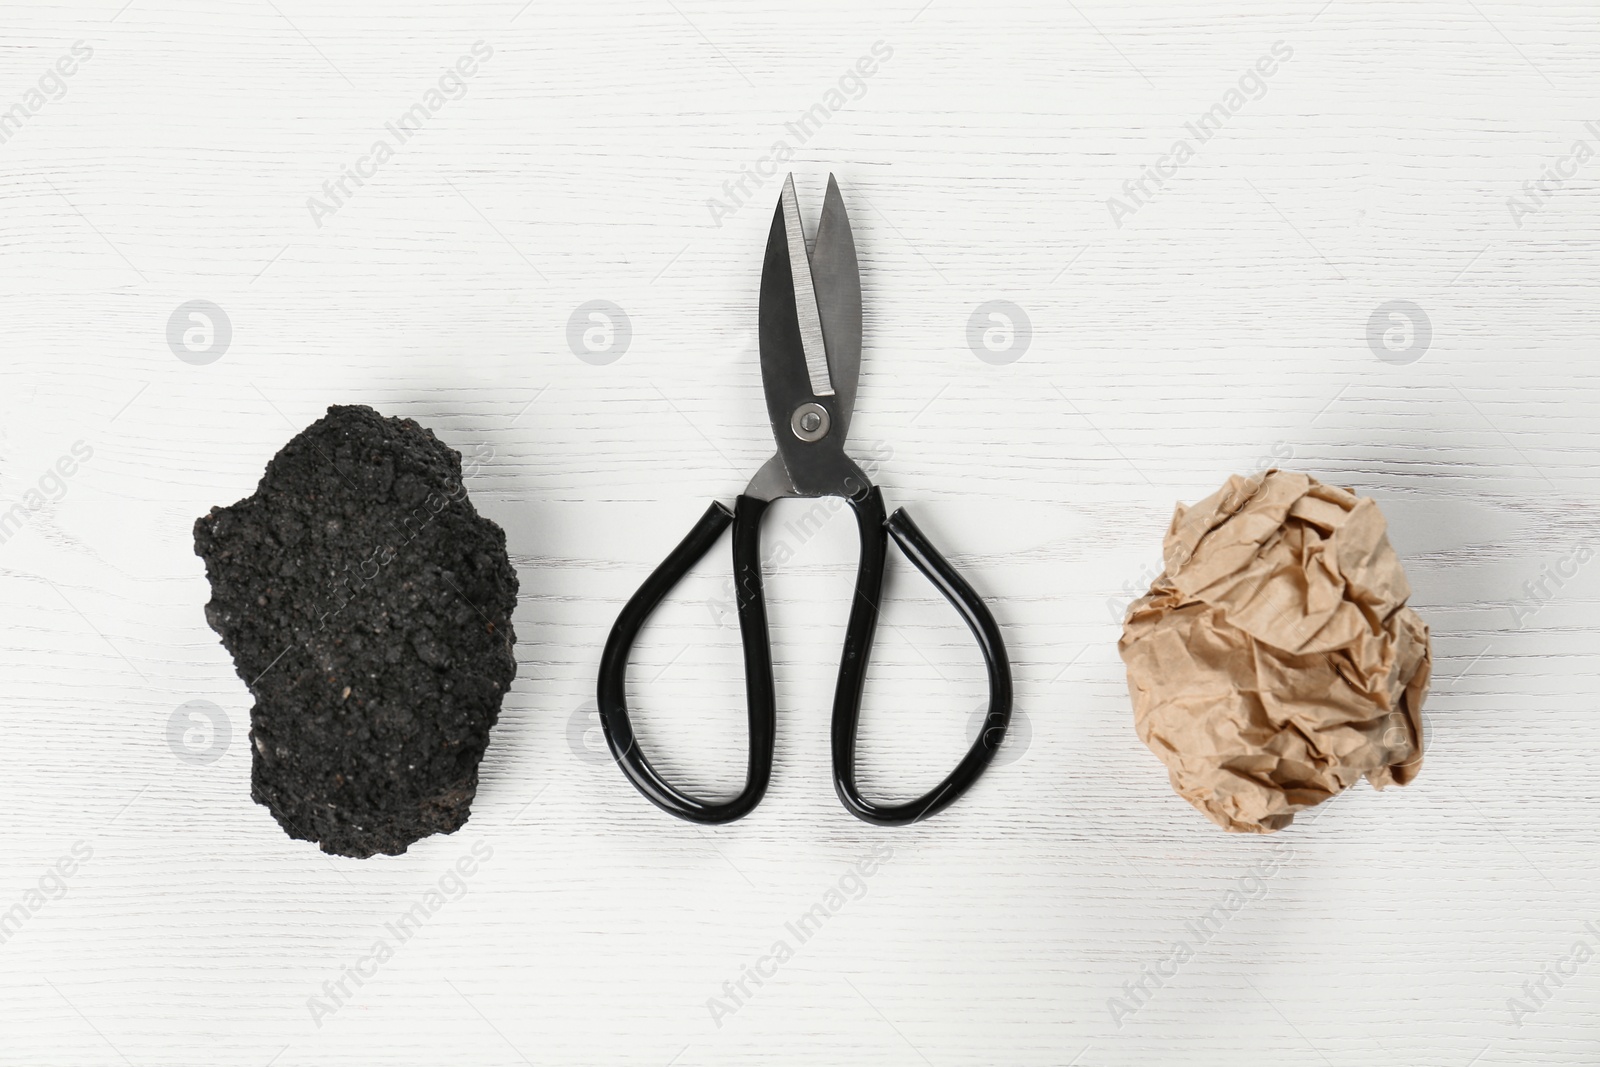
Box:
[1,0,1597,1063]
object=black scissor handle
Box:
[832,486,1013,826]
[596,496,775,824]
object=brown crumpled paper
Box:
[1118,470,1431,833]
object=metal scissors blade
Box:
[780,177,833,400]
[755,174,864,499]
[812,175,862,441]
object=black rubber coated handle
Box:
[596,497,775,824]
[831,486,1013,826]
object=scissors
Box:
[597,174,1012,826]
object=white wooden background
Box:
[1,0,1596,1063]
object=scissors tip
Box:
[777,173,798,219]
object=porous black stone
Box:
[194,404,517,858]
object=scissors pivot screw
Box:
[790,402,830,442]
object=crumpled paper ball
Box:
[1118,470,1431,833]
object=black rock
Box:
[194,405,518,858]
